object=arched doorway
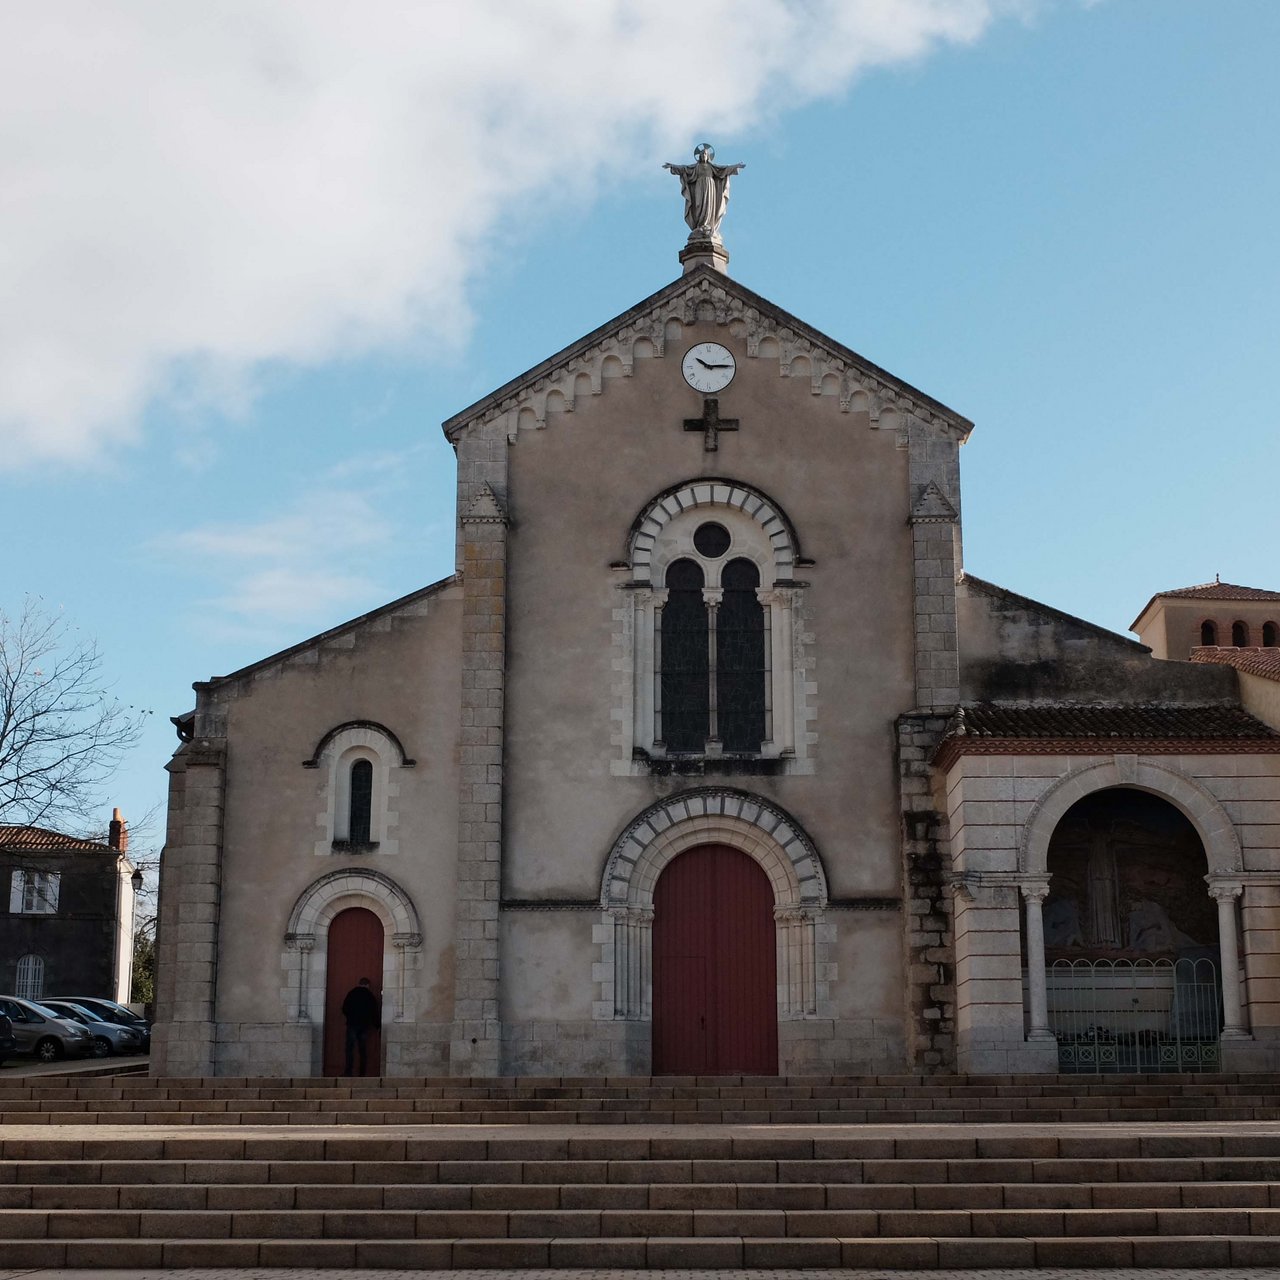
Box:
[1038,788,1221,1071]
[652,844,778,1074]
[323,907,384,1076]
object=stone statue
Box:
[1044,895,1085,949]
[1128,900,1199,953]
[664,143,745,244]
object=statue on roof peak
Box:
[664,143,744,245]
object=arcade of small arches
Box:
[1200,618,1280,648]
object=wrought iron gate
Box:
[1047,957,1221,1073]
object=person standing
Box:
[340,977,379,1076]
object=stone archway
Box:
[282,869,422,1060]
[597,789,829,1030]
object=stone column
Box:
[151,738,225,1076]
[1020,880,1055,1042]
[450,479,508,1076]
[1210,881,1250,1039]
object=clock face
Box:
[681,342,737,394]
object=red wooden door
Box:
[323,907,384,1076]
[652,844,778,1074]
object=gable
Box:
[442,266,972,449]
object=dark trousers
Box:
[344,1023,370,1076]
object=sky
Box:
[3,0,1279,870]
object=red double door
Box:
[323,907,384,1076]
[652,844,779,1075]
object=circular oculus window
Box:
[693,521,732,558]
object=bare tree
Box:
[0,596,148,833]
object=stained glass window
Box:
[349,759,373,844]
[717,558,766,753]
[661,559,709,752]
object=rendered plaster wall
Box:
[1239,671,1280,735]
[199,584,464,1072]
[499,313,920,930]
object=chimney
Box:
[108,807,128,853]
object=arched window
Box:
[15,954,44,1001]
[718,558,766,753]
[622,481,811,771]
[1200,620,1218,646]
[348,759,373,845]
[659,559,709,753]
[1232,620,1249,647]
[1264,621,1278,648]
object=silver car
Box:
[0,996,93,1062]
[39,1000,145,1057]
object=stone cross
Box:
[684,398,739,452]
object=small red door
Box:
[323,907,384,1076]
[652,844,778,1074]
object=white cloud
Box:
[165,475,401,634]
[0,0,1039,467]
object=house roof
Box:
[441,265,973,442]
[1191,646,1280,684]
[0,825,115,854]
[934,700,1280,770]
[943,703,1280,742]
[1130,580,1280,631]
[962,574,1150,653]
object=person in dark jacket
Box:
[340,978,379,1076]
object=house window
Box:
[1264,621,1278,647]
[15,954,44,1001]
[9,870,60,915]
[1232,620,1250,647]
[1200,620,1218,646]
[348,759,373,845]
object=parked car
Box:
[50,997,151,1052]
[39,1000,146,1058]
[0,1011,15,1065]
[0,997,93,1062]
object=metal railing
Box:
[1046,957,1221,1073]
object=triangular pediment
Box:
[911,481,959,524]
[442,266,973,445]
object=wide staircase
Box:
[4,1072,1280,1268]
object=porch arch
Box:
[282,869,422,1031]
[597,788,829,1021]
[1020,759,1243,878]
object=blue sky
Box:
[3,0,1278,866]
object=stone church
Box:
[152,154,1280,1079]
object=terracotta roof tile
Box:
[1156,581,1280,602]
[944,703,1280,741]
[1191,646,1280,683]
[0,825,113,853]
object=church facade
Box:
[152,195,1280,1079]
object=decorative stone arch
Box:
[281,869,423,1034]
[1020,757,1244,877]
[305,722,413,857]
[596,788,830,1023]
[625,478,802,585]
[614,480,814,771]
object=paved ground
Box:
[6,1269,1280,1279]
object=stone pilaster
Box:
[150,738,225,1076]
[450,465,508,1076]
[896,712,955,1071]
[907,419,962,712]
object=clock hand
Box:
[696,359,733,369]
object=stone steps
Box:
[6,1071,1280,1125]
[5,1128,1280,1268]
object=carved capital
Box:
[1207,878,1244,903]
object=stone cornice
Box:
[442,267,973,447]
[934,735,1280,772]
